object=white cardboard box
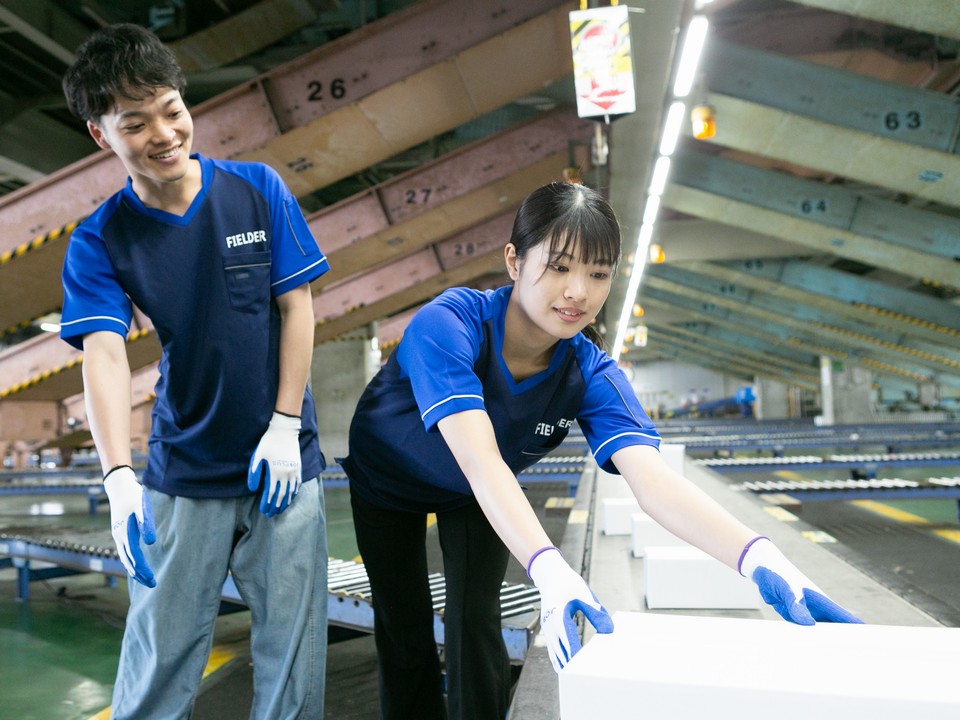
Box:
[660,442,686,475]
[630,512,686,557]
[644,545,759,609]
[600,497,641,536]
[560,612,960,719]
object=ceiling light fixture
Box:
[612,12,710,361]
[658,101,687,156]
[648,155,672,196]
[672,16,710,98]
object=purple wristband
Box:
[737,535,769,575]
[526,546,561,579]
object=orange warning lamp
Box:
[691,104,716,139]
[649,243,665,264]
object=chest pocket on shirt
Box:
[223,252,271,313]
[519,426,570,460]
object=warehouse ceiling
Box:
[0,0,958,426]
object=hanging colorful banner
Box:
[569,5,636,120]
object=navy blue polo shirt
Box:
[60,154,328,497]
[343,286,661,512]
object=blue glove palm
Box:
[528,547,615,671]
[103,465,157,588]
[560,597,616,658]
[741,537,863,625]
[248,412,302,517]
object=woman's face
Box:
[505,237,614,344]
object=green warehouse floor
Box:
[0,479,572,720]
[2,455,959,720]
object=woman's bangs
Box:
[545,217,620,268]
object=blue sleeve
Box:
[396,292,487,431]
[241,163,329,295]
[59,223,132,350]
[577,354,661,473]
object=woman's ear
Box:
[504,243,520,281]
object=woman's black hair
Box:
[63,23,187,123]
[509,182,621,349]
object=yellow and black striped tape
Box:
[858,357,928,381]
[815,322,960,369]
[852,303,959,338]
[1,307,62,340]
[0,219,83,266]
[379,337,401,353]
[0,355,83,399]
[0,328,154,399]
[920,278,959,297]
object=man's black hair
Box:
[63,23,187,123]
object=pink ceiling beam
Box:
[434,211,514,272]
[0,102,562,395]
[308,110,589,256]
[315,248,443,322]
[377,307,419,349]
[0,400,61,443]
[0,332,82,398]
[0,0,568,254]
[316,208,513,314]
[0,206,517,398]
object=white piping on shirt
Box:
[421,394,484,421]
[593,430,661,457]
[271,256,328,287]
[59,315,129,331]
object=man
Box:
[60,23,329,719]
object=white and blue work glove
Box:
[247,411,302,517]
[739,536,863,625]
[103,465,157,588]
[528,546,615,672]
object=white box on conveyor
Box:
[560,612,960,720]
[644,545,759,609]
[629,512,686,558]
[660,442,686,475]
[600,497,641,536]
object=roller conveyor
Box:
[0,475,106,514]
[677,435,960,453]
[661,421,960,455]
[659,419,960,437]
[696,455,826,468]
[0,528,541,663]
[696,450,960,473]
[0,455,587,519]
[320,456,589,489]
[729,475,960,516]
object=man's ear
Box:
[504,243,520,281]
[87,120,112,151]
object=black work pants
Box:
[351,490,512,720]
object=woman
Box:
[342,182,860,720]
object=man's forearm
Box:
[82,331,134,474]
[275,284,315,416]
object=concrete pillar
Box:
[10,440,31,470]
[918,380,941,411]
[310,326,381,461]
[818,357,875,425]
[835,363,875,423]
[818,356,836,426]
[753,376,791,419]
